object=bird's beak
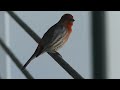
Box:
[71,18,75,22]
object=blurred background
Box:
[0,11,119,79]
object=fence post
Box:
[92,11,107,79]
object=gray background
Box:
[0,11,6,78]
[106,12,120,79]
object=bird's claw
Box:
[55,52,63,58]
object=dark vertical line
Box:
[92,11,107,79]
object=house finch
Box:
[22,14,75,70]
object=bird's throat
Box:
[67,24,73,33]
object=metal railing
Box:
[0,38,33,79]
[0,11,84,79]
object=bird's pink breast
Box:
[63,30,71,44]
[47,30,71,52]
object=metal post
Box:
[92,11,107,79]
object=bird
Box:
[22,14,75,70]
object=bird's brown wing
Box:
[41,24,67,51]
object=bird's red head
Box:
[59,14,75,32]
[61,14,75,22]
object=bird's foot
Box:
[54,52,63,58]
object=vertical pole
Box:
[0,11,7,79]
[92,11,107,79]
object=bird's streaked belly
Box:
[47,32,71,53]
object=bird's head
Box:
[59,14,75,28]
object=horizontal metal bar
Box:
[7,11,84,79]
[0,38,34,79]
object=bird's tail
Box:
[21,53,36,70]
[22,45,43,70]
